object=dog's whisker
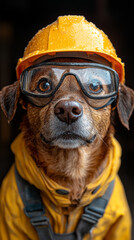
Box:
[94,127,109,148]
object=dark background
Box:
[0,0,134,238]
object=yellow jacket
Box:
[0,133,132,240]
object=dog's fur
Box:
[0,57,134,208]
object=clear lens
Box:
[71,67,115,96]
[22,66,65,95]
[20,63,118,108]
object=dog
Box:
[0,55,133,240]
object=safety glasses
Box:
[20,62,119,109]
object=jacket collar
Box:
[11,133,121,208]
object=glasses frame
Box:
[20,62,119,109]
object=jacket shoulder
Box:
[92,176,132,240]
[0,164,23,216]
[108,175,131,216]
[0,164,38,240]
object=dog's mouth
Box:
[40,131,96,146]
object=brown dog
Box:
[0,56,133,239]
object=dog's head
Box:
[0,56,134,151]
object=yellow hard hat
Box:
[16,15,124,83]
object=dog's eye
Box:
[88,79,103,94]
[36,78,52,93]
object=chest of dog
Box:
[0,133,128,240]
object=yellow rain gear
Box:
[0,133,132,239]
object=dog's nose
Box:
[54,100,83,124]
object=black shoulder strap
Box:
[15,166,114,240]
[15,166,54,240]
[76,180,115,240]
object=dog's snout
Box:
[54,100,83,124]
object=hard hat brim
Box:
[16,50,124,83]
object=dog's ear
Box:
[0,81,20,123]
[117,83,134,130]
